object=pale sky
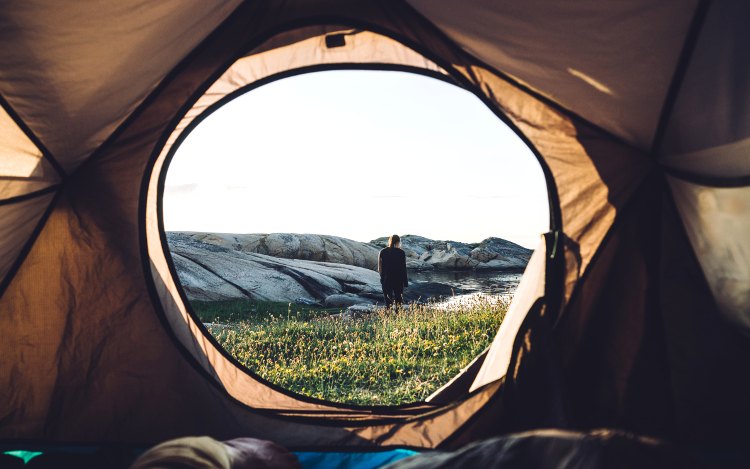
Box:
[164,70,549,248]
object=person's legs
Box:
[393,287,404,306]
[383,285,394,307]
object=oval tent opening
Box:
[162,69,549,406]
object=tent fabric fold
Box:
[1,0,748,451]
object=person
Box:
[378,234,408,307]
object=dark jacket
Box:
[378,247,408,288]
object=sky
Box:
[164,70,549,249]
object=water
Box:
[409,270,522,296]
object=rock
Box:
[371,235,448,259]
[169,232,380,270]
[371,234,530,271]
[406,258,434,270]
[420,249,480,270]
[167,234,383,303]
[346,304,378,314]
[295,297,319,306]
[470,247,497,263]
[475,258,528,270]
[170,232,531,273]
[473,237,533,270]
[326,310,365,321]
[166,232,532,305]
[324,294,374,308]
[264,233,300,259]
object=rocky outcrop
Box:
[168,233,382,304]
[371,235,532,271]
[172,232,532,272]
[171,232,380,270]
[172,232,531,273]
[167,232,531,305]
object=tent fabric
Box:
[658,193,750,444]
[668,178,750,331]
[468,236,547,393]
[661,137,750,180]
[0,105,59,201]
[0,1,241,172]
[0,0,749,452]
[406,0,699,150]
[461,65,654,302]
[0,106,46,179]
[658,1,750,163]
[0,193,55,287]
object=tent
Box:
[1,0,749,452]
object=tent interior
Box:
[1,0,750,466]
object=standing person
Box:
[378,234,408,307]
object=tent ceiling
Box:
[659,1,750,176]
[0,1,241,173]
[407,0,699,150]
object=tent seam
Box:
[660,165,750,188]
[0,190,61,301]
[66,2,248,180]
[0,93,67,180]
[0,184,60,207]
[649,0,712,157]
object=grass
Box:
[192,297,507,406]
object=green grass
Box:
[192,297,507,406]
[193,299,340,323]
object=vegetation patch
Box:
[194,297,507,405]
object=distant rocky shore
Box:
[167,232,531,307]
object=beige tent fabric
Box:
[0,105,58,200]
[0,106,45,178]
[407,0,698,149]
[0,1,240,172]
[0,193,54,283]
[661,137,750,178]
[669,177,750,332]
[659,1,750,163]
[469,237,546,392]
[455,66,653,303]
[0,180,53,201]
